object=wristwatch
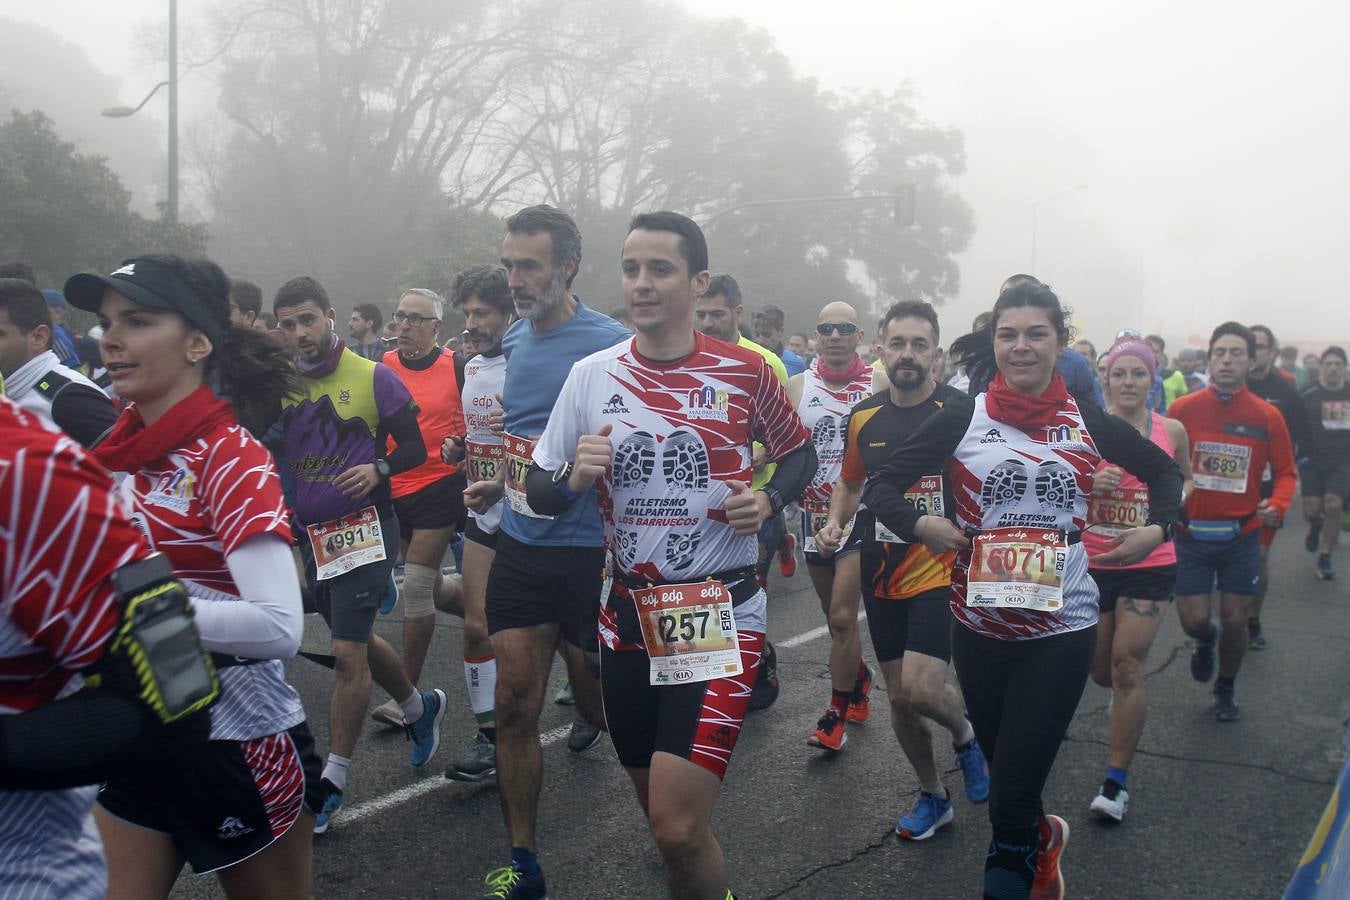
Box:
[553,463,580,501]
[374,459,392,481]
[760,485,785,517]
[1146,520,1173,542]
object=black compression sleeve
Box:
[862,398,974,541]
[51,385,118,449]
[1082,405,1184,525]
[525,463,572,516]
[380,402,427,476]
[764,441,817,508]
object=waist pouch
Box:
[1184,519,1245,542]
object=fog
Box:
[4,0,1347,353]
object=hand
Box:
[463,478,504,513]
[814,522,844,557]
[1255,499,1281,527]
[751,444,767,474]
[440,435,465,466]
[915,515,969,554]
[334,463,380,501]
[724,480,771,536]
[1093,465,1124,494]
[1091,523,1165,567]
[489,394,504,436]
[569,424,614,493]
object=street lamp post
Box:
[100,0,177,226]
[1030,183,1087,274]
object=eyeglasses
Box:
[393,311,438,327]
[816,323,859,336]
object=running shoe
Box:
[407,688,447,767]
[313,778,343,834]
[554,680,575,706]
[1190,630,1216,683]
[845,665,874,724]
[1316,554,1336,581]
[748,641,779,711]
[566,709,603,753]
[955,738,991,803]
[1213,683,1241,722]
[371,698,404,727]
[895,790,953,841]
[379,572,399,614]
[446,732,497,783]
[478,863,547,900]
[1306,522,1323,553]
[1247,618,1267,651]
[807,709,847,752]
[1030,814,1069,900]
[1089,779,1129,822]
[778,532,798,578]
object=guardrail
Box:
[1285,718,1350,898]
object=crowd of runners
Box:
[0,206,1346,900]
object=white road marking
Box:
[776,613,867,649]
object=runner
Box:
[788,300,875,751]
[442,265,514,782]
[527,211,814,900]
[1299,346,1349,579]
[694,273,788,710]
[1243,324,1312,649]
[368,288,468,727]
[63,254,319,898]
[1168,322,1297,721]
[348,302,386,361]
[816,300,990,840]
[227,278,262,328]
[471,205,629,900]
[271,275,446,833]
[1083,338,1194,821]
[0,277,117,446]
[864,280,1182,899]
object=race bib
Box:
[503,433,551,519]
[802,500,853,554]
[1323,401,1350,431]
[1193,441,1251,494]
[1087,487,1150,537]
[465,439,505,483]
[966,528,1067,612]
[632,581,742,685]
[306,506,386,581]
[877,475,945,544]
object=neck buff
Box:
[984,371,1072,428]
[816,354,871,384]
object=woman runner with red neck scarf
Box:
[863,281,1183,900]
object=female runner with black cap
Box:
[65,255,319,899]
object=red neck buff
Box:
[984,371,1073,428]
[93,384,236,473]
[815,354,870,384]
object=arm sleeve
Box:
[1265,409,1298,514]
[50,385,119,448]
[1082,405,1183,525]
[379,402,427,476]
[764,441,817,506]
[187,534,303,659]
[749,356,811,461]
[862,399,974,541]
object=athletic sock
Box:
[511,846,540,878]
[464,654,497,727]
[1106,766,1128,789]
[828,689,851,719]
[322,753,351,792]
[480,726,498,744]
[1215,675,1235,691]
[399,688,425,723]
[983,828,1038,899]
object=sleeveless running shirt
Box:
[1085,412,1178,570]
[797,358,873,508]
[462,352,507,532]
[381,348,466,498]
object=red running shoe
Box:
[778,532,798,578]
[1029,814,1069,900]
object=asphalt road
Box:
[169,523,1349,899]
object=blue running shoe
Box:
[956,738,991,803]
[896,790,953,841]
[478,863,548,899]
[1316,554,1336,581]
[379,573,399,615]
[407,688,446,767]
[313,778,343,834]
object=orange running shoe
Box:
[806,709,847,752]
[778,532,798,578]
[845,664,874,723]
[1029,814,1069,900]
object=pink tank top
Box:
[1084,412,1178,570]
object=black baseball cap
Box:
[64,258,225,349]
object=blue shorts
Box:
[1174,529,1261,597]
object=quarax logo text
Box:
[687,386,729,422]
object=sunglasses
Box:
[816,322,859,336]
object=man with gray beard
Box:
[464,206,629,900]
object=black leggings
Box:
[953,624,1095,871]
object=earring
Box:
[187,355,201,366]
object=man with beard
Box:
[348,302,385,361]
[815,300,989,839]
[788,301,876,752]
[1243,324,1311,650]
[273,277,447,832]
[467,206,628,900]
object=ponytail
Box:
[211,326,299,437]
